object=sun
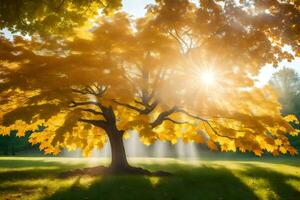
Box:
[200,70,215,86]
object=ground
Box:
[0,157,299,200]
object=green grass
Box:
[0,157,299,200]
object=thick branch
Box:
[79,118,107,129]
[140,98,160,115]
[150,106,178,128]
[69,101,100,108]
[81,108,103,115]
[134,100,144,106]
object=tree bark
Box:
[106,127,129,172]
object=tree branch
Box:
[81,108,103,115]
[165,118,190,125]
[79,118,107,129]
[168,30,186,53]
[72,88,89,95]
[139,98,160,115]
[150,106,178,128]
[71,85,107,97]
[134,100,144,106]
[177,109,208,121]
[177,109,237,139]
[112,99,143,113]
[69,101,100,108]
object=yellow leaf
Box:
[207,140,218,151]
[284,115,299,124]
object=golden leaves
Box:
[284,115,299,124]
[218,138,236,152]
[207,140,218,151]
[0,3,300,159]
[139,126,157,145]
[0,127,10,136]
[253,149,263,157]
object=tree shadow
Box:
[0,159,86,184]
[240,164,300,200]
[0,159,62,168]
[43,166,259,200]
[0,158,88,199]
[1,158,299,200]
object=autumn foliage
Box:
[0,0,300,169]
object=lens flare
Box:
[200,70,215,85]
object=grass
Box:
[0,157,299,200]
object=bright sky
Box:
[1,0,299,86]
[122,0,154,18]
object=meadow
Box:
[0,157,299,200]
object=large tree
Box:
[0,0,300,173]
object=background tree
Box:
[270,67,300,150]
[0,0,300,174]
[0,130,34,155]
[270,68,300,116]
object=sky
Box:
[1,0,299,86]
[122,0,155,18]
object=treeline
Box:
[0,126,45,155]
[0,131,34,155]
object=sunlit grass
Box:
[0,157,299,200]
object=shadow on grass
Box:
[0,159,85,184]
[241,164,300,200]
[0,158,299,200]
[0,158,88,169]
[43,166,259,200]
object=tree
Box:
[270,68,300,116]
[270,67,300,150]
[0,0,299,174]
[0,131,16,155]
[0,130,34,155]
[0,0,121,37]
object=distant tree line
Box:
[0,125,45,155]
[0,130,32,155]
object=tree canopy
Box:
[0,0,300,169]
[0,0,121,37]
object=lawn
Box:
[0,157,299,200]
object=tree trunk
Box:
[106,128,129,172]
